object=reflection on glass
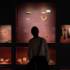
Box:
[0,47,11,64]
[60,25,70,43]
[0,25,11,43]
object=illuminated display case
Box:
[16,3,56,43]
[16,47,29,64]
[16,45,56,65]
[15,3,56,66]
[0,1,60,70]
[0,0,70,69]
[0,47,11,64]
[60,25,70,43]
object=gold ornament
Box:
[41,15,48,21]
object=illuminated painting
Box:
[0,25,11,43]
[60,25,70,43]
[0,47,11,64]
[16,3,56,43]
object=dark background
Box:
[0,0,70,69]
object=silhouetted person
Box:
[28,26,50,70]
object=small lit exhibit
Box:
[0,47,11,64]
[16,3,56,43]
[0,25,11,43]
[16,47,29,64]
[16,46,56,65]
[60,25,70,43]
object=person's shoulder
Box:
[39,37,48,45]
[39,37,46,42]
[29,38,34,42]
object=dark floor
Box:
[0,66,70,70]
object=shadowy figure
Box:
[27,26,50,70]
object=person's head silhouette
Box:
[31,26,39,38]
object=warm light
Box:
[0,62,7,64]
[69,28,70,34]
[46,9,51,13]
[48,59,55,65]
[41,11,46,14]
[26,11,32,14]
[17,58,22,63]
[5,59,10,62]
[0,58,4,62]
[17,57,29,64]
[0,58,10,64]
[23,57,27,62]
[41,16,48,21]
[26,18,30,20]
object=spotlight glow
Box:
[5,59,10,62]
[23,57,27,62]
[0,58,4,62]
[17,58,22,63]
[26,18,30,20]
[26,11,32,14]
[46,9,51,13]
[41,11,46,14]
